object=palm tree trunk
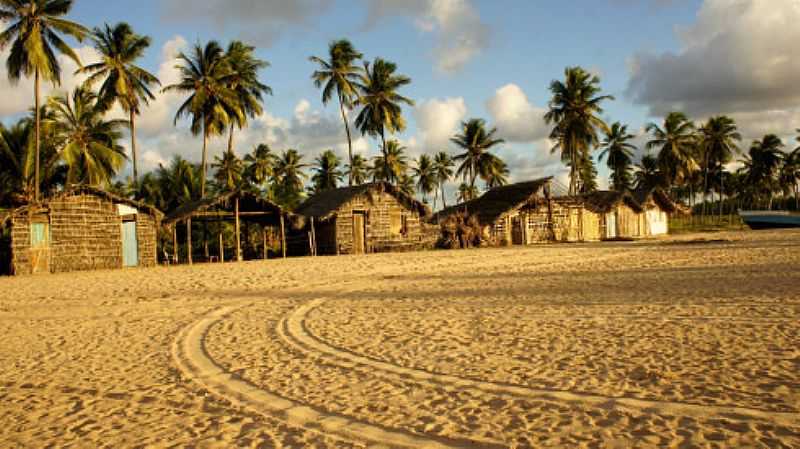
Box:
[339,98,354,186]
[702,161,709,219]
[227,123,235,156]
[201,117,207,198]
[433,185,438,210]
[34,68,40,202]
[380,127,387,157]
[130,110,138,185]
[718,175,724,221]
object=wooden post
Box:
[262,228,268,260]
[219,233,224,263]
[280,214,287,259]
[186,218,193,265]
[310,217,317,256]
[172,224,178,264]
[235,196,242,262]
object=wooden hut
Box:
[2,186,162,275]
[162,191,287,264]
[633,187,679,236]
[579,190,645,239]
[291,182,435,255]
[434,178,554,246]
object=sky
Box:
[2,0,800,199]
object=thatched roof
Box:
[572,190,644,214]
[433,177,552,226]
[9,185,164,220]
[163,190,285,226]
[295,182,431,222]
[633,187,681,214]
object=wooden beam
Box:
[186,218,192,265]
[219,233,224,263]
[262,228,267,260]
[280,214,286,259]
[188,211,278,218]
[310,217,317,257]
[172,224,178,264]
[235,196,242,262]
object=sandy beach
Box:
[1,229,799,448]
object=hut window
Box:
[390,211,408,236]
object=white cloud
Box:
[486,84,549,143]
[364,0,490,73]
[626,0,800,140]
[137,36,188,137]
[413,97,467,151]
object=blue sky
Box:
[3,0,798,198]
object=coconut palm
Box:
[0,0,88,201]
[224,40,271,155]
[634,154,664,192]
[457,183,478,202]
[481,155,509,189]
[345,153,369,185]
[433,151,454,209]
[354,58,413,157]
[782,137,800,209]
[310,39,362,185]
[740,134,784,209]
[370,139,408,184]
[46,87,127,187]
[163,41,243,197]
[0,118,64,205]
[243,143,277,194]
[273,149,308,209]
[452,118,505,190]
[544,66,613,196]
[411,154,436,203]
[78,22,160,184]
[311,149,343,193]
[598,122,636,191]
[698,116,741,215]
[645,112,698,189]
[157,155,202,211]
[212,150,244,192]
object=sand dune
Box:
[1,230,799,448]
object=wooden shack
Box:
[434,178,554,246]
[2,186,162,275]
[548,195,603,242]
[578,190,645,240]
[633,187,679,236]
[292,182,435,255]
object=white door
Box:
[606,213,617,239]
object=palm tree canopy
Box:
[433,151,454,185]
[452,118,505,188]
[645,112,698,185]
[354,58,413,140]
[634,154,665,191]
[345,153,369,185]
[78,22,160,113]
[162,41,243,136]
[457,182,478,202]
[311,149,343,193]
[482,155,509,189]
[225,40,271,129]
[273,148,309,208]
[310,39,362,107]
[599,122,636,191]
[370,139,408,184]
[243,143,277,186]
[699,115,741,168]
[212,150,244,192]
[412,154,436,200]
[46,86,128,186]
[0,0,89,84]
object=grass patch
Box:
[669,216,747,234]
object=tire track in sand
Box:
[281,298,800,427]
[172,305,501,449]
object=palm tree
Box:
[740,134,784,209]
[544,67,613,196]
[433,151,454,209]
[273,149,308,209]
[452,118,505,190]
[354,58,413,158]
[783,132,800,209]
[698,116,741,216]
[224,40,271,155]
[78,22,160,184]
[457,182,478,202]
[598,122,636,191]
[310,39,362,185]
[0,0,88,201]
[634,154,664,192]
[311,149,343,193]
[163,41,243,197]
[481,155,509,189]
[157,155,202,211]
[370,139,408,184]
[345,153,369,185]
[0,118,64,205]
[212,150,244,192]
[646,112,698,190]
[46,87,127,186]
[243,143,277,195]
[411,154,436,203]
[398,173,415,198]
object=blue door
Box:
[122,221,138,267]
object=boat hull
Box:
[739,211,800,230]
